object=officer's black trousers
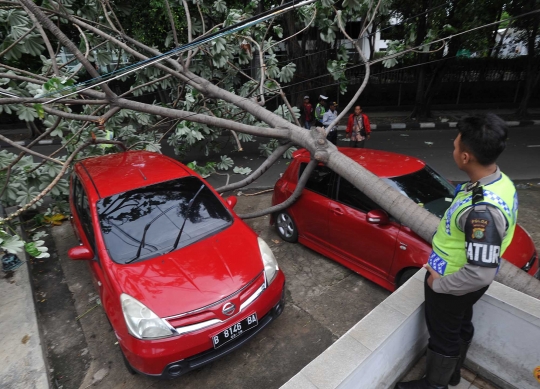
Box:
[424,272,489,357]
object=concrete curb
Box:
[370,119,540,131]
[0,207,50,389]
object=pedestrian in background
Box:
[345,105,371,148]
[314,95,328,127]
[395,114,517,389]
[322,101,338,145]
[301,96,313,129]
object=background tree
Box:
[0,0,539,298]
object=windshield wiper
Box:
[126,204,178,264]
[169,184,205,253]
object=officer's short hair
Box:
[458,114,508,165]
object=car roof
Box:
[75,151,191,198]
[293,148,426,178]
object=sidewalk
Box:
[364,107,540,130]
[0,207,49,389]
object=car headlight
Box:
[120,293,178,340]
[258,237,279,285]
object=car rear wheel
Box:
[275,211,298,243]
[397,268,420,289]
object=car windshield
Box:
[97,176,232,264]
[384,166,455,218]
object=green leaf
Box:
[16,105,38,122]
[273,25,284,39]
[16,186,41,209]
[20,34,45,56]
[10,25,29,39]
[6,9,28,26]
[279,62,296,83]
[282,146,298,159]
[216,155,234,171]
[213,0,227,13]
[1,235,24,254]
[33,103,44,119]
[233,166,252,175]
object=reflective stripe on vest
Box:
[315,103,326,120]
[429,173,518,276]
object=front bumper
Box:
[120,271,285,378]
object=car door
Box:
[290,162,335,246]
[72,176,106,295]
[328,176,400,278]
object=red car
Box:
[68,151,285,378]
[272,148,538,291]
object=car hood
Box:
[109,221,263,318]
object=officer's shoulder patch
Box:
[468,217,489,241]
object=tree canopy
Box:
[0,0,539,299]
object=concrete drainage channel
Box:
[281,268,540,389]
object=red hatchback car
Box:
[68,151,285,378]
[272,148,538,291]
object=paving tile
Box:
[383,277,425,316]
[302,334,370,389]
[348,303,407,351]
[280,373,318,389]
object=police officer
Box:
[396,114,518,389]
[314,95,328,127]
[322,101,339,145]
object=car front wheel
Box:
[275,211,298,243]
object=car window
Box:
[96,176,233,264]
[299,163,334,197]
[336,177,380,213]
[72,176,96,251]
[384,166,455,218]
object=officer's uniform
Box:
[322,108,338,145]
[422,167,517,386]
[314,103,326,127]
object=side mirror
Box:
[366,209,390,225]
[68,245,94,260]
[225,196,238,209]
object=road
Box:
[5,125,539,190]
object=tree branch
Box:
[0,25,37,58]
[238,158,316,219]
[113,97,290,139]
[217,141,293,193]
[20,2,60,75]
[19,0,117,99]
[325,10,371,134]
[0,117,62,199]
[42,106,101,122]
[0,134,64,165]
[164,0,179,47]
[0,139,126,223]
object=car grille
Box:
[165,272,266,334]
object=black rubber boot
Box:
[449,339,471,386]
[394,349,459,389]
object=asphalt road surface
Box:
[2,125,539,189]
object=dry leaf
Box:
[44,214,66,226]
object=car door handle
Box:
[333,207,344,215]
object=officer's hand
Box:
[423,263,441,289]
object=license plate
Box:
[212,313,258,349]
